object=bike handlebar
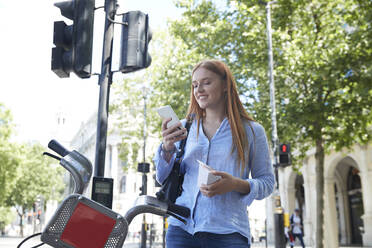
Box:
[48,139,70,157]
[45,139,92,194]
[124,196,190,225]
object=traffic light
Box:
[119,11,152,73]
[138,162,150,173]
[279,143,291,167]
[52,0,95,78]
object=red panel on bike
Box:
[60,202,116,248]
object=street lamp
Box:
[260,1,286,247]
[137,85,150,248]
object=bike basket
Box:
[41,194,128,248]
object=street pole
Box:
[265,1,285,247]
[94,0,117,177]
[141,89,148,248]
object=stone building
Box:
[270,143,372,247]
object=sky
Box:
[0,0,183,146]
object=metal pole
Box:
[265,2,285,248]
[141,91,148,248]
[143,92,147,162]
[163,217,166,248]
[266,1,278,165]
[94,0,117,177]
[141,214,147,248]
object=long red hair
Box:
[186,60,254,174]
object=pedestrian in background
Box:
[290,208,305,248]
[154,59,275,248]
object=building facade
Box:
[272,143,372,247]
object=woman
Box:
[290,209,305,248]
[153,59,274,248]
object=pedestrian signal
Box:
[279,143,291,167]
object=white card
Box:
[197,160,221,187]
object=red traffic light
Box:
[281,144,287,153]
[280,143,290,153]
[278,143,291,167]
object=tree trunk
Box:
[19,212,23,237]
[16,207,24,237]
[315,138,324,248]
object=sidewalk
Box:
[0,236,296,248]
[1,236,369,248]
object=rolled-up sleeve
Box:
[153,119,187,184]
[241,122,275,206]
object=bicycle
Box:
[18,139,190,248]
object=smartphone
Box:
[156,105,181,129]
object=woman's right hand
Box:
[161,118,187,152]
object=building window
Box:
[120,176,127,193]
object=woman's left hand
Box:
[199,171,237,197]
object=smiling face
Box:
[192,67,227,112]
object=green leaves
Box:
[0,104,64,225]
[111,0,372,171]
[5,143,64,210]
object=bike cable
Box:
[17,232,45,248]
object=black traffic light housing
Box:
[52,0,95,78]
[119,11,152,73]
[138,162,149,196]
[138,162,150,173]
[279,143,291,167]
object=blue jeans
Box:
[292,233,305,248]
[166,225,250,248]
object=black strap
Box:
[175,118,192,160]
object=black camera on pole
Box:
[119,11,152,73]
[52,0,95,78]
[138,162,150,196]
[279,143,291,167]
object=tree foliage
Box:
[171,0,372,155]
[0,104,17,233]
[5,143,64,236]
[0,104,18,206]
[0,103,65,235]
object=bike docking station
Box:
[37,140,190,248]
[17,139,190,248]
[41,140,128,248]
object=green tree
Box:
[0,103,19,231]
[111,77,152,171]
[0,206,15,235]
[5,143,64,236]
[155,0,372,246]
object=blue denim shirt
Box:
[153,118,274,242]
